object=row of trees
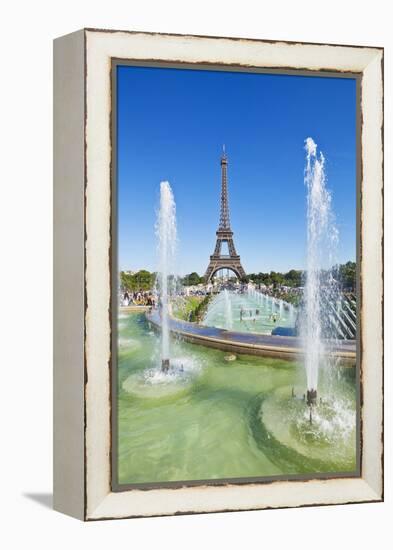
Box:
[249,262,356,291]
[247,269,303,289]
[120,270,156,292]
[119,262,356,292]
[178,269,303,288]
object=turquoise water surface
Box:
[117,311,357,485]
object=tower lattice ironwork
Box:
[204,149,246,282]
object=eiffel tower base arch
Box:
[204,256,246,283]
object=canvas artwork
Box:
[53,29,383,519]
[112,63,360,489]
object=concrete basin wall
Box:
[145,309,356,365]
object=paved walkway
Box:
[146,310,356,362]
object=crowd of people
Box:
[122,290,156,307]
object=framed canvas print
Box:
[53,29,383,520]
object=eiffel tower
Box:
[204,148,246,283]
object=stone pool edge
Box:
[143,309,356,365]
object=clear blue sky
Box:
[117,65,356,275]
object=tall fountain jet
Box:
[156,181,177,372]
[303,137,338,411]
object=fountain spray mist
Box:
[156,181,177,372]
[303,137,338,405]
[224,289,233,330]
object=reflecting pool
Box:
[117,311,357,485]
[203,289,296,335]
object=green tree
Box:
[182,272,203,286]
[284,269,303,287]
[336,261,356,291]
[120,270,155,292]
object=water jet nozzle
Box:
[161,358,170,373]
[306,389,317,407]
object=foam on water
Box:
[260,385,356,468]
[122,355,202,398]
[294,397,355,446]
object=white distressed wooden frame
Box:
[53,28,383,521]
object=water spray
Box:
[156,181,177,373]
[302,137,338,414]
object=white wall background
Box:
[0,1,391,548]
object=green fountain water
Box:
[203,288,296,334]
[117,311,356,485]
